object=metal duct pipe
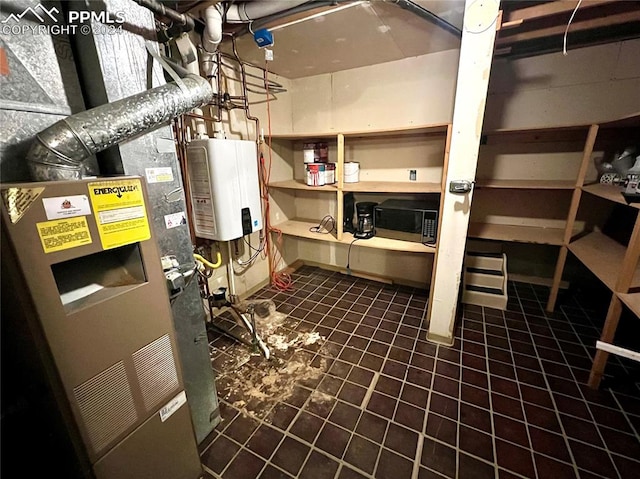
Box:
[27,74,214,181]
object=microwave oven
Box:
[374,199,439,245]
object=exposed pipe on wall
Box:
[224,1,310,23]
[27,75,214,181]
[133,0,195,31]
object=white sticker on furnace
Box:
[43,195,92,220]
[159,391,187,422]
[145,167,174,184]
[164,211,187,229]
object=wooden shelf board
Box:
[482,124,590,137]
[598,112,640,129]
[618,292,640,318]
[467,223,566,245]
[269,180,337,192]
[475,179,575,190]
[568,232,640,291]
[343,181,441,193]
[268,123,449,140]
[274,219,435,254]
[581,183,640,209]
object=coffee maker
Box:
[354,202,377,239]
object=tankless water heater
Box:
[187,139,262,241]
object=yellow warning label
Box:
[88,179,151,250]
[37,217,92,253]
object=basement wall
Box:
[231,38,640,290]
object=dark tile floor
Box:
[199,266,640,479]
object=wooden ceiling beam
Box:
[503,0,618,24]
[496,9,640,46]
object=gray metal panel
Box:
[0,0,97,182]
[69,0,219,443]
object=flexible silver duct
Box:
[27,74,214,181]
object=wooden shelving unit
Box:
[269,180,337,192]
[475,179,574,189]
[567,232,640,291]
[582,183,640,208]
[342,181,441,193]
[269,123,449,141]
[469,122,594,298]
[468,222,566,245]
[266,124,451,255]
[274,219,436,254]
[617,292,640,318]
[543,113,640,389]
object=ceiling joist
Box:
[496,0,640,58]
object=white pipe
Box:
[186,68,208,138]
[201,5,223,80]
[596,341,640,363]
[176,34,208,138]
[225,1,309,23]
[202,5,223,53]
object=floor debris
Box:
[209,299,332,421]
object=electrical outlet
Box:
[265,49,274,61]
[409,170,417,181]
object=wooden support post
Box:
[588,296,623,388]
[426,0,500,345]
[547,124,599,312]
[337,134,345,241]
[589,209,640,388]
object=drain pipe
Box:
[200,4,223,94]
[27,74,214,181]
[224,1,310,23]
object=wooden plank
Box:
[548,125,598,310]
[269,179,338,192]
[337,134,345,241]
[588,296,622,389]
[547,246,568,312]
[582,183,640,209]
[568,232,640,291]
[342,181,441,193]
[598,112,640,129]
[483,126,589,143]
[497,10,640,46]
[618,291,640,317]
[275,219,436,254]
[468,222,566,245]
[269,123,449,140]
[475,179,575,190]
[503,0,617,23]
[427,0,500,345]
[563,125,599,244]
[616,211,640,292]
[427,124,453,330]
